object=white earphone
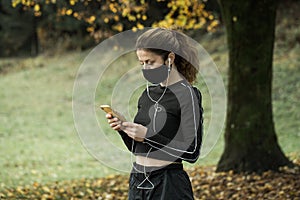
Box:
[168,57,171,72]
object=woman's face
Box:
[136,49,165,69]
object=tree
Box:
[216,0,293,172]
[7,0,219,55]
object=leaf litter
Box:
[0,160,299,200]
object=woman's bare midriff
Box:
[136,155,176,167]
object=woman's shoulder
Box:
[169,80,202,103]
[169,79,193,93]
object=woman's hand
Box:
[106,113,122,131]
[121,122,147,142]
[106,114,147,142]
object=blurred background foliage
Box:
[0,0,220,57]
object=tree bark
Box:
[216,0,292,172]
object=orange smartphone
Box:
[100,105,126,122]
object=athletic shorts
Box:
[128,162,194,200]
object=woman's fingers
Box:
[121,122,132,126]
[112,124,121,130]
[121,122,146,142]
[110,120,122,127]
[106,113,113,119]
[122,122,137,128]
[106,114,122,131]
[108,117,120,123]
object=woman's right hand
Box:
[106,113,122,131]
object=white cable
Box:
[130,60,171,190]
[145,61,170,134]
[145,83,198,154]
[130,140,155,190]
[129,60,201,189]
[136,147,154,190]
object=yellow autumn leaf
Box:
[210,20,219,27]
[109,3,117,13]
[128,15,136,21]
[60,7,66,15]
[87,15,96,24]
[122,8,129,17]
[136,22,144,30]
[34,11,42,17]
[86,26,94,32]
[69,0,76,6]
[114,15,119,21]
[73,12,79,18]
[12,0,20,7]
[32,182,39,188]
[112,23,123,32]
[16,187,24,194]
[142,15,147,21]
[202,10,209,18]
[21,0,30,6]
[104,17,109,23]
[186,19,196,29]
[41,194,52,200]
[34,4,40,12]
[66,9,72,15]
[43,186,50,193]
[176,15,187,27]
[132,26,138,32]
[193,22,202,29]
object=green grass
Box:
[272,45,300,155]
[0,52,117,188]
[0,30,299,189]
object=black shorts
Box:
[128,162,194,200]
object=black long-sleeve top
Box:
[118,79,203,163]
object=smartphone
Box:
[100,105,126,122]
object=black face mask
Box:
[142,64,170,84]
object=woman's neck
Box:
[160,67,183,87]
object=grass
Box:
[0,52,117,187]
[0,25,300,189]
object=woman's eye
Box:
[139,60,157,66]
[140,61,152,65]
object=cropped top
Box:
[118,79,203,163]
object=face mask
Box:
[142,62,170,84]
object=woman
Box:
[106,28,203,200]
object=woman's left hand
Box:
[121,122,147,142]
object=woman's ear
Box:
[166,52,175,65]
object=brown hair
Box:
[135,28,199,83]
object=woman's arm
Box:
[106,113,135,152]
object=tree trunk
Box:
[216,0,292,172]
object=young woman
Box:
[106,28,203,200]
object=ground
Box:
[1,159,299,200]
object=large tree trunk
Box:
[217,0,292,172]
